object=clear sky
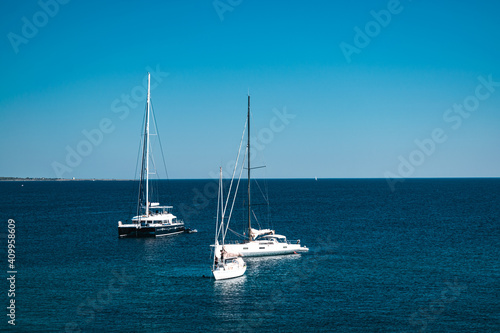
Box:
[1,0,499,179]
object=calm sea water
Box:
[1,179,499,332]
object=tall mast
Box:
[247,94,251,241]
[220,167,225,245]
[145,72,150,216]
[215,167,222,246]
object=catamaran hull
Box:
[118,225,185,238]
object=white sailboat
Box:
[118,73,186,238]
[216,95,309,257]
[212,168,246,280]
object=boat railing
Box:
[223,240,247,245]
[287,239,301,245]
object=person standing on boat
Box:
[221,247,227,261]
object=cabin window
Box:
[259,247,265,249]
[243,247,248,250]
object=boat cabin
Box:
[131,205,180,226]
[257,234,287,243]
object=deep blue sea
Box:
[1,178,499,332]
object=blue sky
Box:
[1,0,499,179]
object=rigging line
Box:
[221,168,226,244]
[248,108,270,203]
[227,227,246,239]
[129,141,142,220]
[134,105,146,180]
[244,165,266,170]
[130,109,146,221]
[252,209,261,230]
[248,203,268,207]
[254,178,270,205]
[223,117,248,217]
[264,174,270,204]
[150,100,170,181]
[215,168,221,243]
[147,122,161,204]
[147,136,158,202]
[150,148,158,178]
[137,103,149,218]
[263,168,270,215]
[225,146,247,237]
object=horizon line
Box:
[1,176,500,181]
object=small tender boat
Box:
[212,247,246,281]
[211,168,246,280]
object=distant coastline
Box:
[0,177,129,181]
[1,176,498,182]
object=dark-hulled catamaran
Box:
[118,73,186,238]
